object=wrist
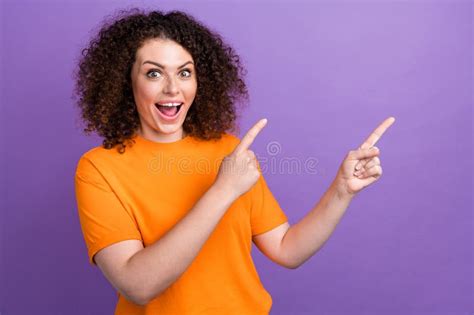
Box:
[331,177,356,201]
[210,182,239,201]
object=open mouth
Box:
[154,103,183,118]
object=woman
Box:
[74,8,394,315]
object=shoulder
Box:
[215,132,241,153]
[74,147,102,176]
[221,132,240,145]
[77,146,111,164]
[193,132,241,157]
[75,145,125,174]
[79,140,135,161]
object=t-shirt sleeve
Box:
[74,155,143,266]
[250,160,288,236]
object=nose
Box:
[163,76,179,95]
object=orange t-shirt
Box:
[74,132,288,315]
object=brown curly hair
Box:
[73,8,248,153]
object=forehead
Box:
[135,38,194,66]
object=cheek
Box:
[135,80,158,102]
[184,81,198,99]
[143,87,159,101]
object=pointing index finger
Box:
[234,118,268,154]
[359,116,396,149]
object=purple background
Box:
[1,0,472,314]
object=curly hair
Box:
[73,8,248,153]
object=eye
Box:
[180,69,192,78]
[146,70,162,79]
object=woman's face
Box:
[131,38,197,143]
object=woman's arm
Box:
[254,117,394,269]
[95,183,238,305]
[94,119,268,305]
[278,179,354,269]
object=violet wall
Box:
[1,0,472,314]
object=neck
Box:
[137,127,186,143]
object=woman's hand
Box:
[214,118,268,199]
[334,117,395,198]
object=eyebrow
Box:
[142,60,194,69]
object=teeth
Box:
[158,102,182,107]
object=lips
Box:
[154,103,183,121]
[154,103,183,111]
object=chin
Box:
[156,124,181,133]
